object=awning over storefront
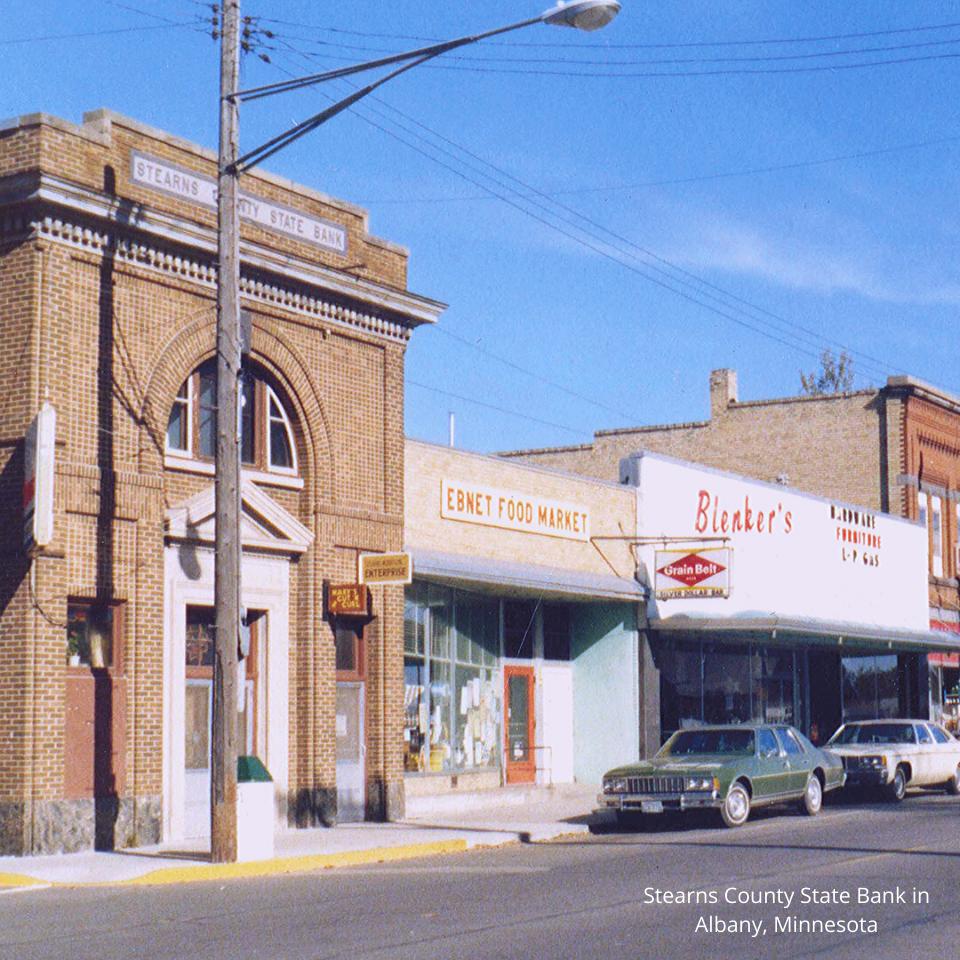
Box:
[408,547,646,602]
[649,613,960,653]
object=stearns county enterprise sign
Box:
[131,152,347,255]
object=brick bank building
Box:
[0,110,443,856]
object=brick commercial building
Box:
[0,109,443,856]
[503,369,960,727]
[401,440,945,803]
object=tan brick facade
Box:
[503,368,960,637]
[0,110,442,855]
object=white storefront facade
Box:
[623,451,955,747]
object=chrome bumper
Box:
[842,768,888,787]
[596,791,721,813]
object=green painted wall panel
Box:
[571,604,639,785]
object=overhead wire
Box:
[349,134,960,204]
[358,91,903,383]
[268,32,960,67]
[401,50,960,79]
[0,18,204,45]
[256,17,960,49]
[261,37,902,387]
[406,379,594,439]
[235,20,956,436]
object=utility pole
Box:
[212,0,241,863]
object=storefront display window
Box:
[703,644,751,726]
[542,604,571,661]
[659,643,702,736]
[751,649,795,726]
[403,582,501,775]
[504,600,537,658]
[841,654,899,721]
[657,640,801,741]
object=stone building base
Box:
[0,796,161,856]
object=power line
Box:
[428,325,643,422]
[275,32,960,67]
[1,18,203,45]
[363,94,902,382]
[257,17,960,50]
[406,379,594,439]
[263,41,899,387]
[349,134,960,204]
[338,50,960,79]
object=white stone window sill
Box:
[164,452,304,490]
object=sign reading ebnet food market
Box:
[131,152,348,255]
[440,479,590,542]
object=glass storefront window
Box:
[842,654,899,721]
[428,660,453,772]
[404,583,502,775]
[542,604,571,661]
[751,649,795,726]
[403,659,426,773]
[703,644,751,726]
[658,640,802,741]
[658,642,702,738]
[504,600,537,658]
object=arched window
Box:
[166,360,298,476]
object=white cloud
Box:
[666,209,960,307]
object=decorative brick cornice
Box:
[20,213,414,343]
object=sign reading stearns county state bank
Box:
[358,552,413,585]
[655,547,733,600]
[326,583,369,617]
[130,151,348,255]
[440,479,590,542]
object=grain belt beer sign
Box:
[358,552,412,585]
[655,547,732,600]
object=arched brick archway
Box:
[138,310,334,498]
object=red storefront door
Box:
[504,665,536,784]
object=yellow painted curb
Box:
[0,872,46,889]
[125,838,469,886]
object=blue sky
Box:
[5,1,959,452]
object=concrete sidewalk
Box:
[0,783,599,890]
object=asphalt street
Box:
[2,792,959,960]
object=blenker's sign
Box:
[440,479,590,542]
[131,151,348,255]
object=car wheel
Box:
[946,765,960,796]
[884,765,907,803]
[720,783,751,828]
[800,774,823,816]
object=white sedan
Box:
[827,719,960,801]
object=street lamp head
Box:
[541,0,621,31]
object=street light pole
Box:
[211,0,620,863]
[212,0,241,864]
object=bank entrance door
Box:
[336,682,366,821]
[183,606,262,839]
[504,665,536,784]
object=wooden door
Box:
[504,666,536,784]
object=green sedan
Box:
[597,724,845,828]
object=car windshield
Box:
[660,729,756,756]
[828,723,917,745]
